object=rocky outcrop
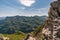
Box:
[24,34,36,40]
[24,25,43,40]
[42,0,60,40]
[0,34,9,40]
[25,0,60,40]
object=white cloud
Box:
[19,0,35,7]
[19,7,49,16]
[51,0,56,1]
[0,5,49,17]
[53,0,56,1]
[36,7,50,16]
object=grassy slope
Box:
[3,32,42,40]
[3,33,26,40]
[3,25,43,40]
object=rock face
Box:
[0,34,9,40]
[24,34,36,40]
[42,0,60,40]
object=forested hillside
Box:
[0,15,47,34]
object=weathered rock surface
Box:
[42,0,60,40]
[0,34,9,40]
[25,0,60,40]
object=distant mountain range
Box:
[0,15,47,34]
[0,17,5,20]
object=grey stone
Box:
[42,0,60,40]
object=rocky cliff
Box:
[42,0,60,40]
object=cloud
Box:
[19,0,35,7]
[35,7,50,16]
[26,4,50,16]
[0,7,49,17]
[19,7,49,16]
[53,0,56,1]
[51,0,56,1]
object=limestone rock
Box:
[42,0,60,40]
[0,34,9,40]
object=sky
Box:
[0,0,55,17]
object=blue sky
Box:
[0,0,55,17]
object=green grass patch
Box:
[3,33,26,40]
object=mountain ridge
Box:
[0,15,47,34]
